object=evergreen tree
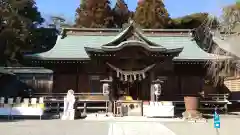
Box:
[170,13,210,29]
[222,4,240,28]
[0,0,44,65]
[134,0,171,29]
[112,0,131,28]
[75,0,114,28]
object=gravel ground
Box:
[1,116,240,135]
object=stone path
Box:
[108,122,176,135]
[1,116,240,135]
[84,115,184,122]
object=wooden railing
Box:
[173,93,231,113]
[34,93,232,116]
[34,93,109,117]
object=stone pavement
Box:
[108,122,176,135]
[0,116,240,135]
[165,117,240,135]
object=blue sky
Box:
[36,0,236,23]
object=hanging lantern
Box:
[102,83,110,95]
[152,78,165,101]
[153,83,161,96]
[101,79,112,95]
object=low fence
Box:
[0,97,45,119]
[34,93,109,101]
[0,93,232,117]
[34,93,109,116]
[0,97,44,106]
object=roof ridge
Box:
[61,27,193,33]
[101,21,168,47]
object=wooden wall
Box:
[50,62,219,101]
[52,62,108,93]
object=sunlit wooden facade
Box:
[24,22,229,101]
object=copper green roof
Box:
[26,35,229,61]
[25,22,230,61]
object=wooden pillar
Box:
[108,75,114,113]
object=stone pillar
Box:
[181,76,203,119]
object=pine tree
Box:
[134,0,171,29]
[75,0,114,28]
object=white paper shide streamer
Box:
[107,62,155,82]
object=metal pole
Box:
[214,106,220,135]
[83,102,87,115]
[216,129,220,135]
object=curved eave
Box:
[173,54,232,61]
[102,21,163,47]
[173,57,232,62]
[101,40,167,52]
[85,41,183,54]
[134,27,161,46]
[84,47,104,57]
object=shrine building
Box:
[24,22,229,102]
